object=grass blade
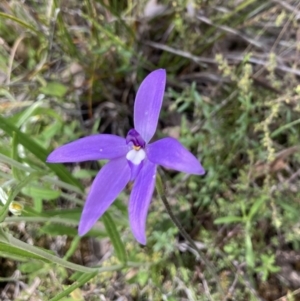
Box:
[102,212,127,263]
[49,272,98,301]
[0,115,83,189]
[0,12,41,36]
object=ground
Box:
[1,0,300,300]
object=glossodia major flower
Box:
[47,69,205,245]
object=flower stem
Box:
[156,173,223,296]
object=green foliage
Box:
[152,227,178,255]
[1,0,300,300]
[39,82,68,98]
[255,253,280,282]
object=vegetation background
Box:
[1,0,300,300]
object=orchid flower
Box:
[47,69,205,244]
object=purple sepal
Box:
[78,157,131,236]
[129,160,157,245]
[134,69,166,143]
[47,134,128,163]
[147,137,205,175]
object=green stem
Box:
[156,174,223,295]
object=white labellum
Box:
[126,149,146,165]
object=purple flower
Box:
[47,69,205,244]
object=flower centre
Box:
[125,129,146,165]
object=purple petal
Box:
[129,160,156,244]
[78,157,130,236]
[134,69,166,143]
[147,138,205,175]
[47,134,128,163]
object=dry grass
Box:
[1,0,300,300]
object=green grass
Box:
[1,0,300,300]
